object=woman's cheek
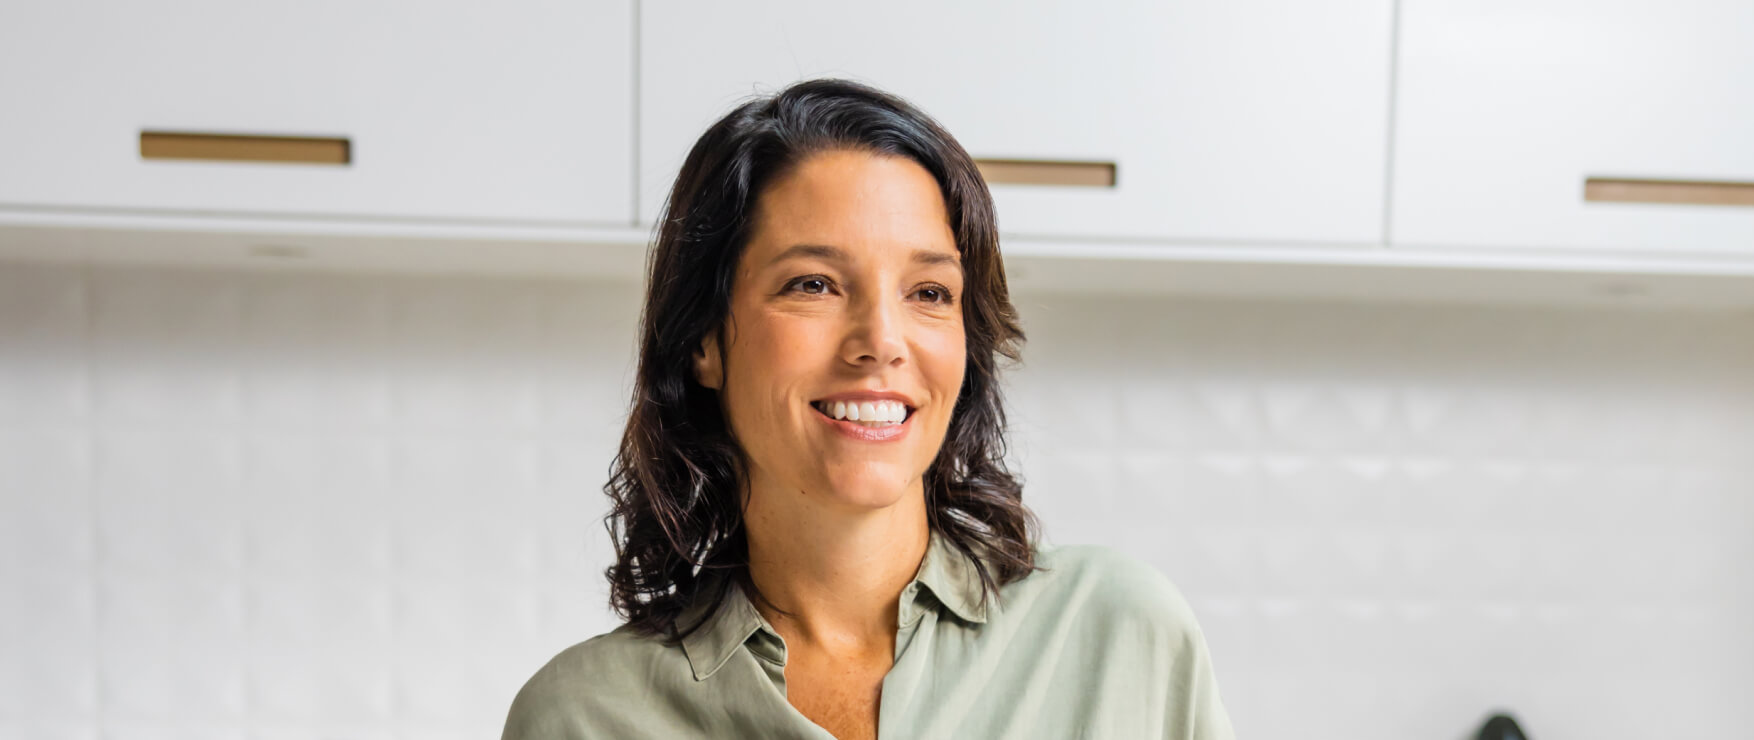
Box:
[921,324,967,394]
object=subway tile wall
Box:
[1,260,1750,740]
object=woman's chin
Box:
[815,469,919,510]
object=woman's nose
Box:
[841,291,907,368]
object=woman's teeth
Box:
[815,399,909,425]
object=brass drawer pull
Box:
[1584,177,1754,208]
[974,158,1116,187]
[140,130,351,165]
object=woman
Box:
[502,78,1232,740]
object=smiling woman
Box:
[695,150,972,522]
[500,78,1234,740]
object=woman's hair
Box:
[604,77,1039,641]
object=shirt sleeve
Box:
[500,657,593,740]
[1092,545,1236,740]
[1167,617,1236,740]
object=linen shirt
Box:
[502,531,1234,739]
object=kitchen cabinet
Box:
[0,0,632,225]
[4,0,1754,309]
[638,0,1394,245]
[1392,0,1754,254]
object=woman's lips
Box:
[811,401,912,442]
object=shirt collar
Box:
[679,529,991,681]
[913,529,992,626]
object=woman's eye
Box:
[915,284,955,304]
[787,276,832,295]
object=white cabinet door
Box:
[1393,0,1754,254]
[639,0,1392,245]
[0,0,631,225]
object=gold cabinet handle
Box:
[974,158,1115,187]
[1584,177,1754,208]
[140,130,351,165]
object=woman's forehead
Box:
[746,150,956,262]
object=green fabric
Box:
[502,531,1234,738]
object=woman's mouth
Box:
[811,399,913,426]
[809,399,916,442]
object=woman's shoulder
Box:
[1019,540,1205,638]
[1022,542,1235,739]
[515,623,682,692]
[501,625,683,739]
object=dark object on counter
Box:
[1476,713,1530,740]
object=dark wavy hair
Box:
[604,77,1040,642]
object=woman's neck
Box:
[741,476,931,656]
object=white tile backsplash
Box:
[2,259,1751,739]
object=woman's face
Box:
[695,149,967,513]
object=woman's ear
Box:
[693,329,723,390]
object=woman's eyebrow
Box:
[767,243,847,266]
[768,243,959,270]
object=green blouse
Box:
[502,531,1234,738]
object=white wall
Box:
[3,260,1751,739]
